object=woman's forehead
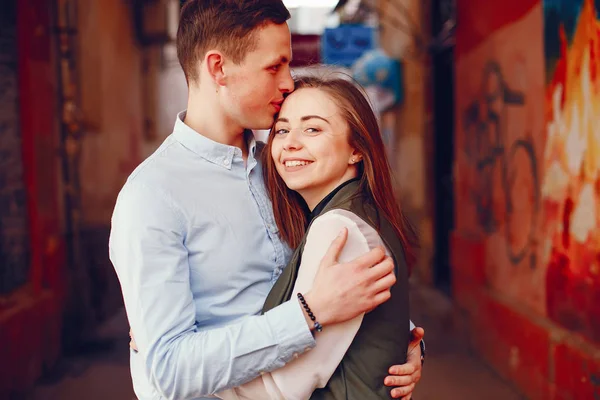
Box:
[281,88,338,116]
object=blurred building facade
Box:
[1,0,67,396]
[0,0,184,396]
[1,0,600,398]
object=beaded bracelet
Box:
[297,292,323,332]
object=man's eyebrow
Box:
[268,55,291,65]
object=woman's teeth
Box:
[285,160,311,167]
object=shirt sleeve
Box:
[216,210,382,400]
[109,181,315,400]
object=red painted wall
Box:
[453,0,600,398]
[0,0,66,396]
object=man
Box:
[110,1,424,399]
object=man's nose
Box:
[280,66,294,94]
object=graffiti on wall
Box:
[454,0,545,312]
[543,0,600,343]
[462,61,540,269]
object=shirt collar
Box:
[308,178,361,221]
[172,110,257,169]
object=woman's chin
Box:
[283,179,309,193]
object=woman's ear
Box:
[349,150,363,164]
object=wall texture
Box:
[0,0,65,396]
[379,0,435,283]
[78,0,146,226]
[452,0,600,398]
[0,0,31,295]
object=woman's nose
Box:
[282,130,302,151]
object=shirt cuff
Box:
[264,298,316,363]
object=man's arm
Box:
[110,182,315,399]
[111,182,396,399]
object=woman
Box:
[216,75,417,400]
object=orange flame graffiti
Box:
[544,0,600,342]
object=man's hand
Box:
[302,228,396,328]
[384,327,425,399]
[129,329,138,352]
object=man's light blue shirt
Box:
[109,112,316,399]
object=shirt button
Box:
[293,353,299,359]
[224,159,230,166]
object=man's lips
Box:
[271,100,284,112]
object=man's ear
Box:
[205,50,226,86]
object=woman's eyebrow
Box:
[301,115,330,124]
[275,116,331,125]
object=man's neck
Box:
[185,88,248,158]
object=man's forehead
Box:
[250,23,292,60]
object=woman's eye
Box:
[275,128,288,135]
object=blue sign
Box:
[321,24,376,67]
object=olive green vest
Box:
[263,180,410,399]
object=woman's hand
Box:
[384,327,425,399]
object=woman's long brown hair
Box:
[263,76,418,269]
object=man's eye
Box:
[305,128,320,134]
[270,65,281,71]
